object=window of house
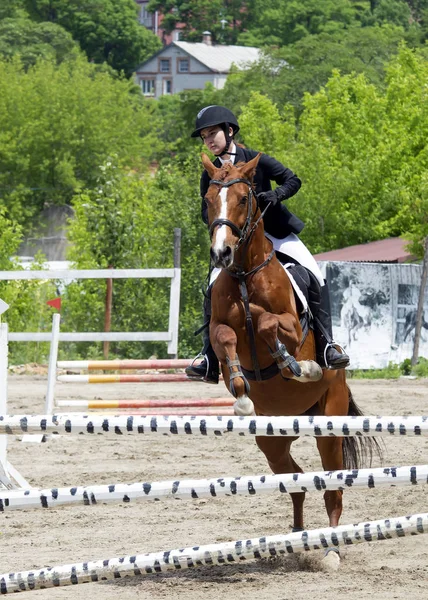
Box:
[159,59,171,73]
[163,79,172,95]
[140,79,155,96]
[139,7,152,26]
[178,58,189,73]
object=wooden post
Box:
[104,266,113,359]
[411,236,428,366]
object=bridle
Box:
[208,177,271,254]
[208,177,256,249]
[207,176,275,381]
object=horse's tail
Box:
[342,386,383,469]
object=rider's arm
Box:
[200,170,210,225]
[259,153,301,202]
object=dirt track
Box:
[2,376,428,599]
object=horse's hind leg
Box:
[256,436,306,531]
[211,322,254,416]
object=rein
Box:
[208,176,274,382]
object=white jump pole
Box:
[0,305,12,489]
[45,313,60,414]
[0,464,426,512]
[1,512,427,593]
[1,414,428,437]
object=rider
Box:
[185,105,349,383]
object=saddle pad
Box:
[283,264,308,314]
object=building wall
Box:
[135,44,225,97]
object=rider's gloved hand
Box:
[257,190,278,206]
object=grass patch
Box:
[348,357,428,379]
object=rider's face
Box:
[200,126,227,155]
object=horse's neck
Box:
[236,224,271,273]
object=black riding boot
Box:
[185,286,220,384]
[309,279,350,370]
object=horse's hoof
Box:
[294,360,323,383]
[233,396,255,416]
[320,548,340,572]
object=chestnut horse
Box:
[203,153,379,532]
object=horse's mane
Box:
[217,162,233,181]
[215,161,256,191]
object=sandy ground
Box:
[2,375,428,599]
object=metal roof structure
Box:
[314,237,417,263]
[169,41,261,73]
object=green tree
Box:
[147,0,255,45]
[0,17,80,67]
[0,55,158,227]
[238,46,428,255]
[23,0,161,75]
[0,209,22,270]
[225,24,409,111]
[0,0,29,19]
[239,0,358,47]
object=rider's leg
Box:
[307,274,350,370]
[185,286,220,384]
[269,232,349,369]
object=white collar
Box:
[218,142,236,165]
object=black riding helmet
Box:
[191,105,239,156]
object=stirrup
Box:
[323,342,349,370]
[185,354,219,384]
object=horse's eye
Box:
[239,196,248,206]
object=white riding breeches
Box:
[209,233,324,287]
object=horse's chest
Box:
[224,293,272,330]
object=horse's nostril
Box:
[223,246,232,258]
[210,248,216,262]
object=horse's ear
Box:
[202,153,216,179]
[240,153,261,181]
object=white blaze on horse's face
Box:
[211,186,236,269]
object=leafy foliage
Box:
[23,0,161,75]
[0,17,80,67]
[147,0,256,45]
[238,46,428,256]
[0,56,157,228]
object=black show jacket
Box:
[200,145,304,239]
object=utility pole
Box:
[411,236,428,366]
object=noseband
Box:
[208,178,256,247]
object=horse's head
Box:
[202,152,261,269]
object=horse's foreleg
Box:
[257,312,322,383]
[316,378,347,528]
[316,437,344,527]
[256,437,306,531]
[210,323,254,416]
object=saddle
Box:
[282,262,315,344]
